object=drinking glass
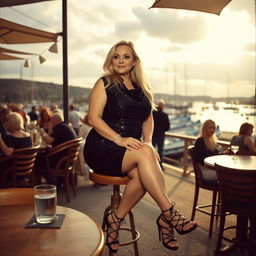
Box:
[34,184,57,224]
[231,145,239,160]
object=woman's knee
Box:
[139,143,156,159]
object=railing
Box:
[163,132,230,176]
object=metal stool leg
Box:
[128,211,139,256]
[102,184,140,256]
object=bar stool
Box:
[89,169,140,256]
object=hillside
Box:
[0,79,91,105]
[0,79,254,106]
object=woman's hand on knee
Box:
[115,137,143,151]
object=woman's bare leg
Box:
[107,168,146,251]
[121,144,196,231]
[107,144,195,251]
[122,144,171,211]
[116,167,146,218]
[112,144,179,249]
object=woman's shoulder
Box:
[195,137,204,144]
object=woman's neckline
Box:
[123,81,138,91]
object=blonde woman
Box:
[84,40,197,253]
[194,119,219,181]
[0,112,32,156]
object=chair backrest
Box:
[46,137,82,170]
[12,145,40,177]
[215,163,256,216]
[0,188,34,206]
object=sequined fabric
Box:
[84,78,151,176]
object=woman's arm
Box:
[142,112,153,144]
[142,112,160,160]
[88,79,143,150]
[88,79,118,141]
[194,138,205,164]
[244,136,256,153]
[0,134,14,156]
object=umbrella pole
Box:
[62,0,69,123]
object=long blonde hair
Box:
[102,40,154,108]
[199,119,218,151]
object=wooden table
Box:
[204,154,256,171]
[204,154,256,254]
[0,205,104,256]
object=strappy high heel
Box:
[163,202,197,235]
[103,211,124,253]
[156,213,179,250]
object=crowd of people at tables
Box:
[0,102,255,188]
[0,103,92,187]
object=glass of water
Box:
[34,184,57,224]
[231,145,239,160]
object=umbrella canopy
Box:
[150,0,232,15]
[0,46,35,55]
[0,18,59,44]
[0,0,54,7]
[0,46,36,60]
[0,53,24,60]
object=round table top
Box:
[0,205,104,256]
[204,155,256,171]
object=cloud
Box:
[132,7,208,44]
[115,21,142,39]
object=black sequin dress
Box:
[84,78,152,177]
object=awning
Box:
[0,46,36,60]
[0,18,59,44]
[0,0,55,7]
[0,52,24,60]
[0,46,35,55]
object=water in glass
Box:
[34,184,56,224]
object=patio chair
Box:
[189,145,220,237]
[42,137,82,202]
[3,145,40,188]
[214,164,256,255]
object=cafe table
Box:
[204,154,256,254]
[0,205,104,256]
[204,154,256,171]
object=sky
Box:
[0,0,255,98]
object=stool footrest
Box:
[117,227,140,246]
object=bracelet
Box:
[113,134,121,142]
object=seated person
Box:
[39,113,77,175]
[38,106,52,133]
[230,122,256,155]
[194,119,219,182]
[0,112,32,156]
[0,105,11,143]
[0,112,32,186]
[40,113,77,147]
